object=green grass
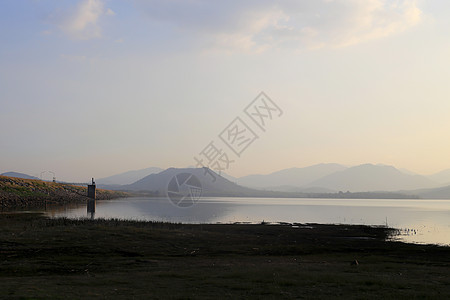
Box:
[1,213,450,299]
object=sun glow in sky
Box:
[1,0,450,181]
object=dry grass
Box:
[1,213,450,299]
[0,176,128,209]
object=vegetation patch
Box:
[0,175,129,209]
[0,213,449,299]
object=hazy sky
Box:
[1,0,450,181]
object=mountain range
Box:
[121,167,257,197]
[305,164,437,192]
[236,163,346,190]
[0,172,40,180]
[5,163,450,198]
[428,169,450,186]
[96,167,163,185]
[236,163,441,193]
[96,163,450,199]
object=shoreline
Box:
[1,213,450,298]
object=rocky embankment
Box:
[0,176,129,209]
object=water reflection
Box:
[41,197,450,246]
[45,197,236,223]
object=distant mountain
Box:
[0,172,40,180]
[428,169,450,185]
[307,164,437,192]
[107,167,418,199]
[124,168,257,196]
[261,185,337,193]
[95,163,447,197]
[97,167,163,185]
[411,185,450,199]
[216,172,238,183]
[399,168,418,175]
[237,163,347,188]
[186,165,237,182]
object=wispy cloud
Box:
[268,0,422,49]
[56,0,115,40]
[59,54,87,62]
[135,0,422,51]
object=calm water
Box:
[44,197,450,246]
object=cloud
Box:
[40,30,52,36]
[57,0,115,40]
[106,8,116,16]
[135,0,422,51]
[267,0,422,49]
[59,54,87,62]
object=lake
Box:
[44,197,450,246]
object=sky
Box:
[1,0,450,182]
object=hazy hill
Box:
[237,163,347,188]
[428,169,450,185]
[215,172,238,183]
[406,185,450,199]
[186,165,237,182]
[97,167,163,185]
[262,185,337,193]
[124,168,257,197]
[116,164,435,196]
[0,172,40,180]
[307,164,437,192]
[122,167,414,199]
[399,168,418,175]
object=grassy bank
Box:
[1,213,449,299]
[0,176,129,209]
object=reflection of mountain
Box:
[1,172,39,180]
[97,167,163,185]
[42,197,237,223]
[94,198,236,223]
